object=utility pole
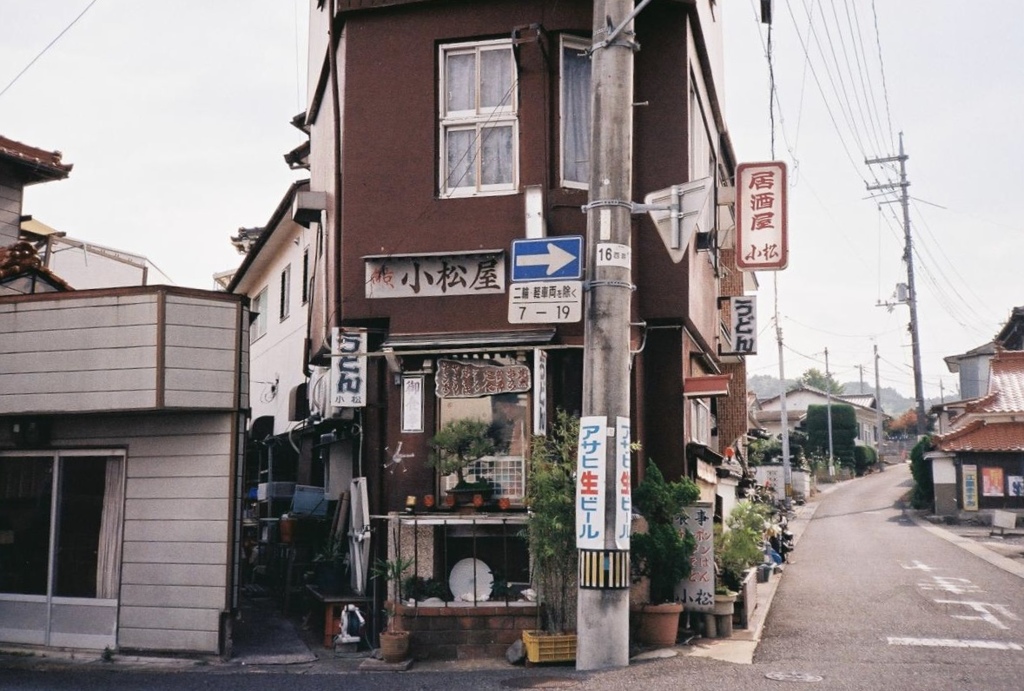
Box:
[874,344,883,456]
[825,347,834,477]
[775,284,792,502]
[577,0,636,670]
[867,132,927,436]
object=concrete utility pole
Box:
[577,0,636,671]
[825,347,834,477]
[867,133,926,436]
[874,344,884,453]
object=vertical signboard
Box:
[614,416,631,550]
[722,296,757,356]
[576,416,607,550]
[675,503,715,611]
[962,464,979,511]
[331,328,367,408]
[736,161,788,271]
[533,349,548,436]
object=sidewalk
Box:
[4,482,1021,676]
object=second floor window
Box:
[439,39,518,197]
[251,287,268,342]
[560,36,591,188]
[280,264,291,321]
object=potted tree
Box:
[714,501,771,628]
[630,462,700,647]
[428,418,498,506]
[522,410,579,663]
[371,555,413,663]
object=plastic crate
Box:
[522,630,577,663]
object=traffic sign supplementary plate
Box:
[510,236,583,282]
[507,280,582,324]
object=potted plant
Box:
[630,462,700,647]
[522,410,579,663]
[714,501,771,629]
[428,418,499,504]
[371,555,413,663]
[311,536,347,593]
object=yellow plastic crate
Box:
[522,630,577,663]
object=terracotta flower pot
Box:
[631,602,683,647]
[379,630,410,663]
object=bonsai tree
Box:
[524,409,579,633]
[631,462,700,604]
[428,418,498,489]
[715,501,771,592]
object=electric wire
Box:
[0,0,100,100]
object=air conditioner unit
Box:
[288,383,309,421]
[292,190,327,228]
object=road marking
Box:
[934,600,1019,630]
[900,560,939,572]
[888,637,1022,651]
[918,576,982,595]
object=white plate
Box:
[448,558,493,601]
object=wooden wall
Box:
[0,287,244,416]
[0,168,22,244]
[55,412,238,654]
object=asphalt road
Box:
[3,465,1022,690]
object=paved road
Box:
[753,464,1024,690]
[3,465,1022,690]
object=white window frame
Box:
[439,39,519,198]
[251,287,268,342]
[279,264,291,322]
[560,35,591,189]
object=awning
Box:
[382,329,555,350]
[687,441,725,465]
[683,373,732,398]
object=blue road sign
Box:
[510,236,583,282]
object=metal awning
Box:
[382,329,555,351]
[683,373,731,398]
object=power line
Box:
[0,0,100,101]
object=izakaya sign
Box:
[736,161,788,270]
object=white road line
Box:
[888,637,1023,651]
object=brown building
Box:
[277,0,756,657]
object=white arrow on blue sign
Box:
[511,236,583,282]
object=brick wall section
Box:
[718,248,750,454]
[392,602,540,660]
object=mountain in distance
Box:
[747,374,934,417]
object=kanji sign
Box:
[736,161,788,271]
[365,251,504,298]
[614,416,631,550]
[576,416,607,550]
[675,503,715,612]
[331,328,367,408]
[721,296,758,356]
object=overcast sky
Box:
[2,1,1019,404]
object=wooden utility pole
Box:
[577,0,636,671]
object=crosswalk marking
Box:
[887,637,1022,651]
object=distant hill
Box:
[747,374,934,417]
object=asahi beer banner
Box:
[736,161,788,271]
[576,416,607,550]
[331,328,367,408]
[615,416,631,550]
[722,296,757,356]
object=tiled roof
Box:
[0,134,73,183]
[0,241,72,290]
[934,419,1024,453]
[962,350,1024,415]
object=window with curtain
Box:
[0,453,123,599]
[251,287,268,342]
[439,40,518,197]
[561,36,591,188]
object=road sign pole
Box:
[577,0,633,671]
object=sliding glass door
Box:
[0,450,124,648]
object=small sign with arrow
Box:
[510,236,583,282]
